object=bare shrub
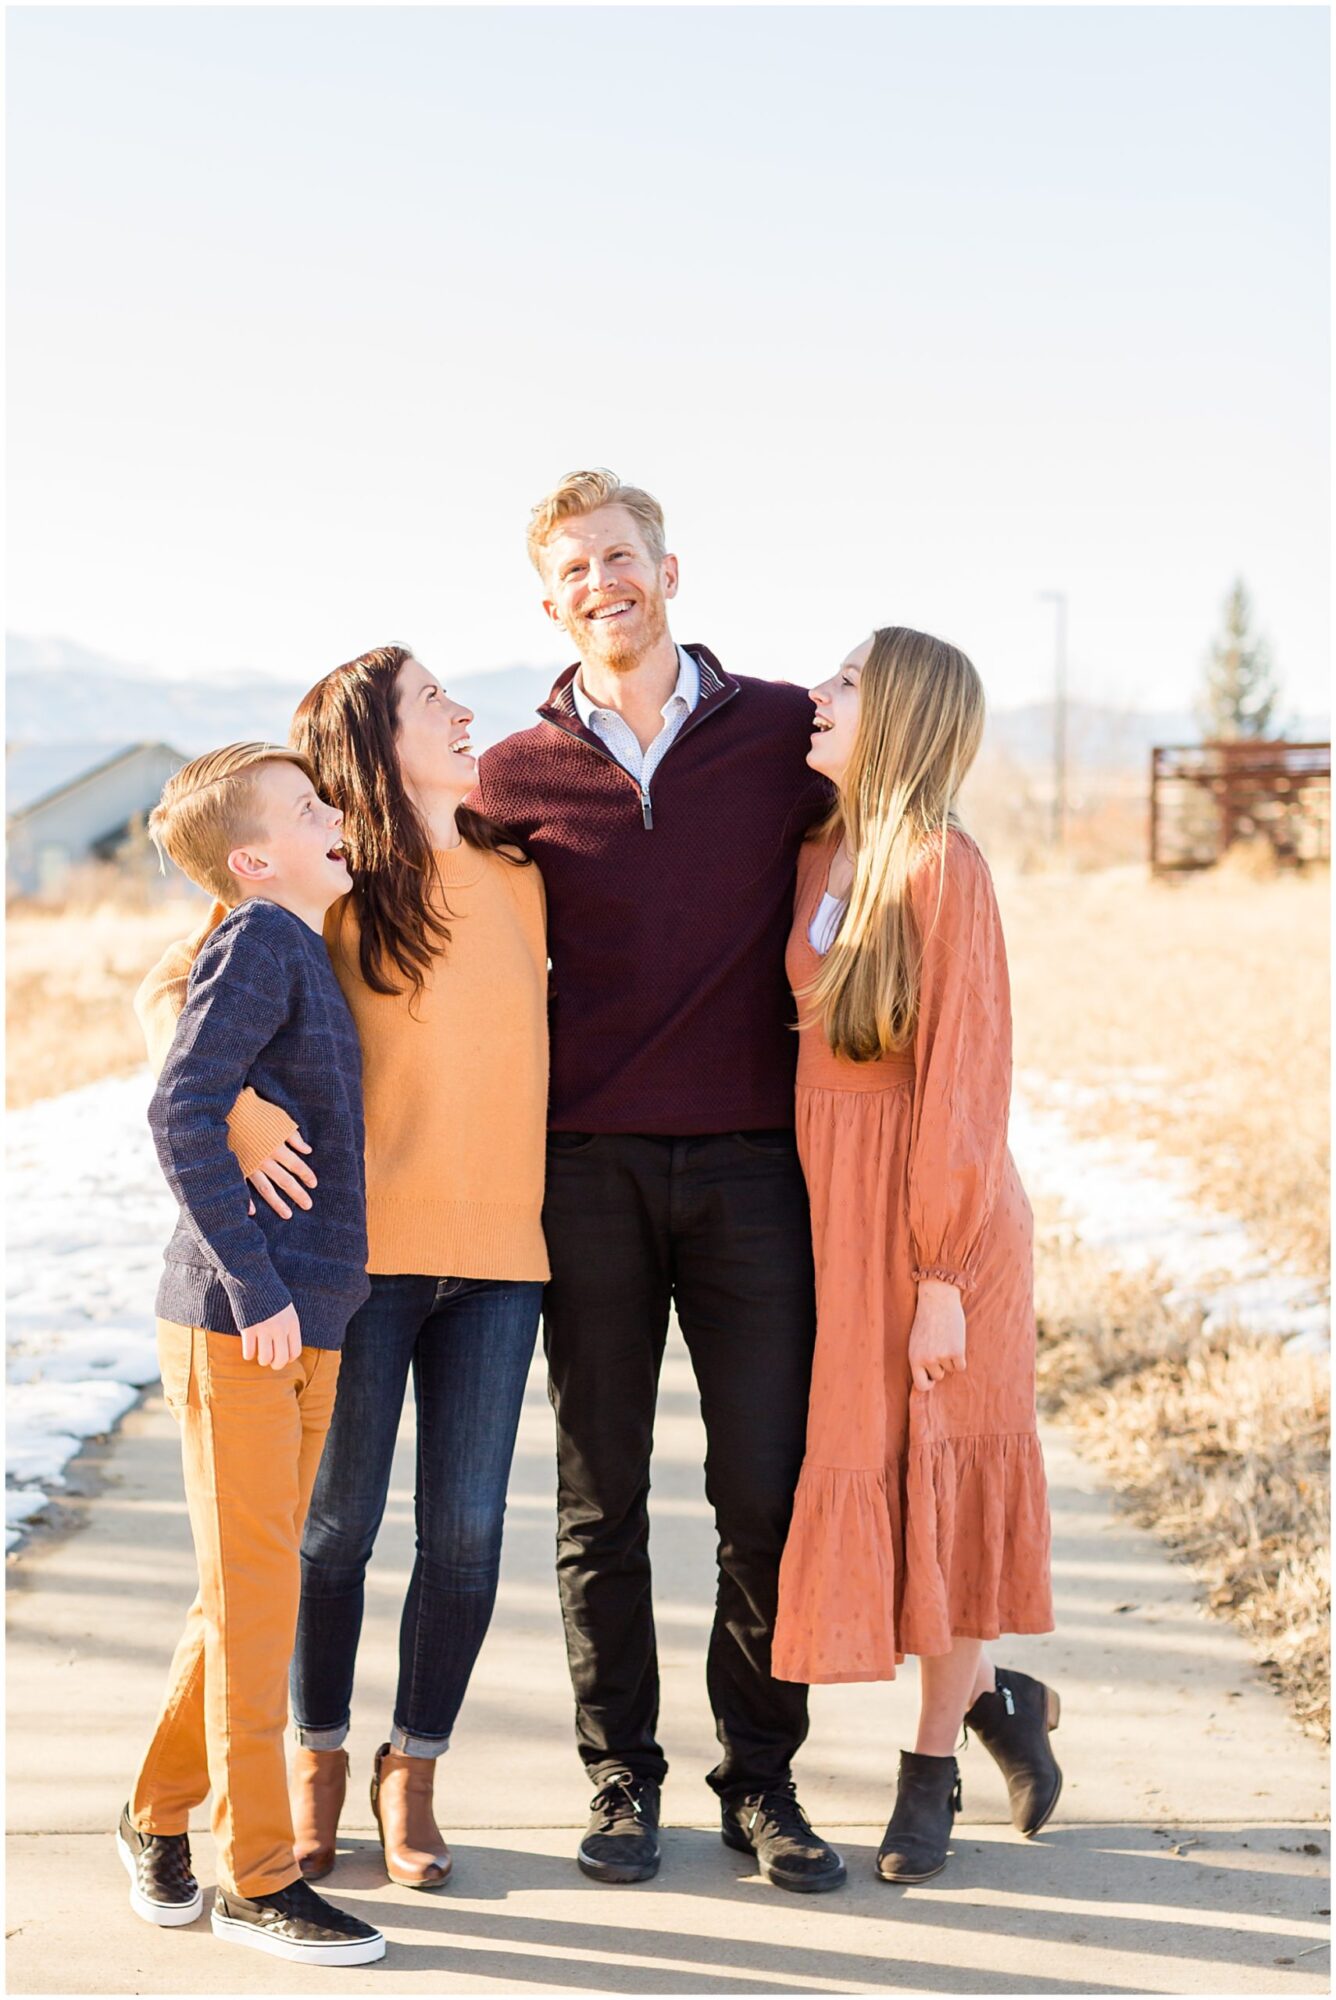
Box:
[1005,864,1329,1740]
[1036,1218,1330,1741]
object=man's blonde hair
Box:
[148,742,317,903]
[526,467,667,576]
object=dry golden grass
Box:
[997,860,1330,1274]
[6,893,205,1108]
[997,860,1330,1742]
[1035,1208,1330,1740]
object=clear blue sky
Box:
[8,5,1330,714]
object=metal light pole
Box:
[1039,591,1068,848]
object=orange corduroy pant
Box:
[129,1321,340,1898]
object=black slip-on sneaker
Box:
[577,1772,662,1883]
[116,1803,204,1926]
[211,1876,385,1964]
[722,1783,847,1893]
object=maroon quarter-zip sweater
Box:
[474,644,832,1134]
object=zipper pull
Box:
[1002,1684,1015,1716]
[640,791,654,830]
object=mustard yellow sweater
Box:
[134,846,550,1282]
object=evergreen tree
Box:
[1197,578,1279,740]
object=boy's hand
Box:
[247,1131,317,1221]
[240,1303,302,1369]
[908,1279,966,1392]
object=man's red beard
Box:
[567,588,671,675]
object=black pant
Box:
[542,1130,815,1803]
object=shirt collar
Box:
[573,645,700,730]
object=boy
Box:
[117,742,384,1966]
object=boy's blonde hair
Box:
[526,467,667,576]
[148,742,317,903]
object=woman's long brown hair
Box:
[290,643,529,998]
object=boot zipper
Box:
[1002,1685,1016,1716]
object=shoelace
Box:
[588,1773,649,1832]
[740,1782,814,1841]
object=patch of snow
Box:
[7,1327,161,1387]
[6,1069,175,1548]
[7,1486,53,1529]
[1039,1067,1218,1111]
[1010,1072,1329,1355]
[5,1484,56,1550]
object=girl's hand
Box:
[909,1278,966,1391]
[246,1132,317,1221]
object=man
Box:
[474,469,843,1894]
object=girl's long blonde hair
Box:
[804,626,985,1062]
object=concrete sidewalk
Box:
[6,1328,1330,1996]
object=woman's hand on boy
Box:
[247,1132,317,1221]
[241,1303,303,1369]
[909,1279,966,1392]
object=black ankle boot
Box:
[876,1751,961,1883]
[964,1667,1063,1836]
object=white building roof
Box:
[6,742,180,820]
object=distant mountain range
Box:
[5,636,556,764]
[5,634,1328,772]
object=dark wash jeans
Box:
[542,1130,816,1803]
[291,1272,542,1757]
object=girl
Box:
[772,626,1062,1884]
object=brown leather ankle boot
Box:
[290,1746,349,1881]
[370,1743,452,1889]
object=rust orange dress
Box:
[773,829,1053,1684]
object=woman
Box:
[286,645,546,1888]
[772,626,1061,1885]
[137,644,548,1889]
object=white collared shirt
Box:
[809,891,847,956]
[572,645,700,793]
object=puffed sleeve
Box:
[906,832,1012,1292]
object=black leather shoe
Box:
[877,1752,961,1883]
[211,1877,385,1963]
[116,1802,203,1926]
[577,1771,661,1883]
[721,1783,847,1893]
[964,1667,1063,1835]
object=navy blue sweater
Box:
[149,898,370,1349]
